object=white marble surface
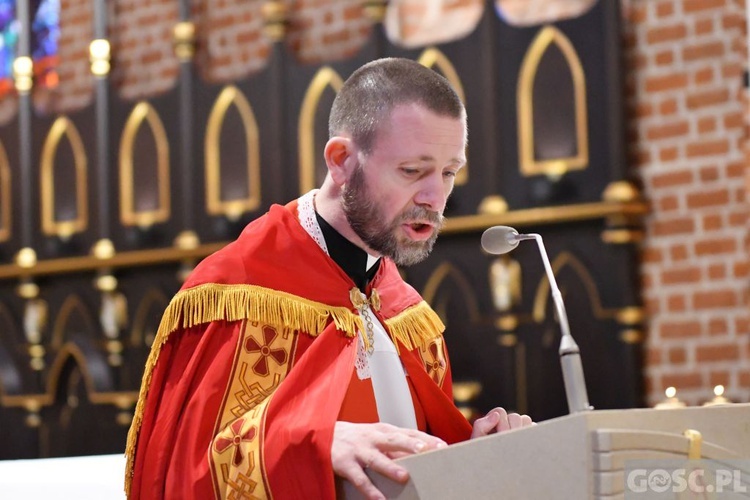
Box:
[0,453,126,499]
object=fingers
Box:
[471,407,534,438]
[332,422,444,500]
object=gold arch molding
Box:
[421,261,481,324]
[45,342,138,406]
[120,101,171,228]
[206,85,261,219]
[41,116,88,238]
[0,139,10,242]
[51,294,97,349]
[417,48,468,185]
[531,251,616,324]
[518,25,588,177]
[299,66,344,195]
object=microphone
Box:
[481,226,592,414]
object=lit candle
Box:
[703,385,732,406]
[654,386,686,409]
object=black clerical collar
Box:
[315,212,381,292]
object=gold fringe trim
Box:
[385,301,446,352]
[124,283,364,496]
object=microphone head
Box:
[481,226,520,255]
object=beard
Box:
[342,163,444,266]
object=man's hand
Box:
[332,421,447,500]
[470,407,533,438]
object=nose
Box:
[413,173,447,213]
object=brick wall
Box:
[622,0,750,405]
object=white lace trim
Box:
[297,190,371,379]
[297,189,328,256]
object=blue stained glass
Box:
[32,0,59,89]
[0,0,18,87]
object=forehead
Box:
[371,103,467,157]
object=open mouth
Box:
[403,221,435,240]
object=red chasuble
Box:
[125,201,472,499]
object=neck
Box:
[315,180,381,259]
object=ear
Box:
[324,137,356,187]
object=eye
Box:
[401,167,420,176]
[443,170,457,179]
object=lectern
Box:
[340,404,750,499]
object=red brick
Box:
[684,0,725,12]
[668,347,687,364]
[708,317,729,335]
[627,3,647,23]
[686,89,730,109]
[662,372,703,390]
[667,294,687,312]
[655,2,675,17]
[695,238,737,256]
[696,343,739,362]
[686,139,729,158]
[723,111,744,129]
[733,261,750,278]
[703,214,723,230]
[694,290,738,309]
[642,247,664,263]
[683,41,725,61]
[659,195,679,211]
[646,24,688,44]
[709,371,730,387]
[686,188,730,208]
[694,67,714,84]
[651,170,693,188]
[635,102,654,117]
[726,161,745,178]
[670,244,689,261]
[722,13,746,30]
[647,347,663,365]
[735,317,750,333]
[699,166,719,182]
[646,121,689,140]
[662,267,701,285]
[645,73,688,92]
[653,218,695,236]
[695,18,714,35]
[659,147,679,162]
[660,320,702,338]
[659,98,678,115]
[728,211,748,227]
[655,50,674,66]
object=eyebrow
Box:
[399,156,466,166]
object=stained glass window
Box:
[31,0,60,90]
[0,0,18,95]
[0,0,59,98]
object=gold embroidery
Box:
[418,336,447,388]
[210,322,296,499]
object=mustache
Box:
[397,206,444,228]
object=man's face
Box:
[342,103,467,266]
